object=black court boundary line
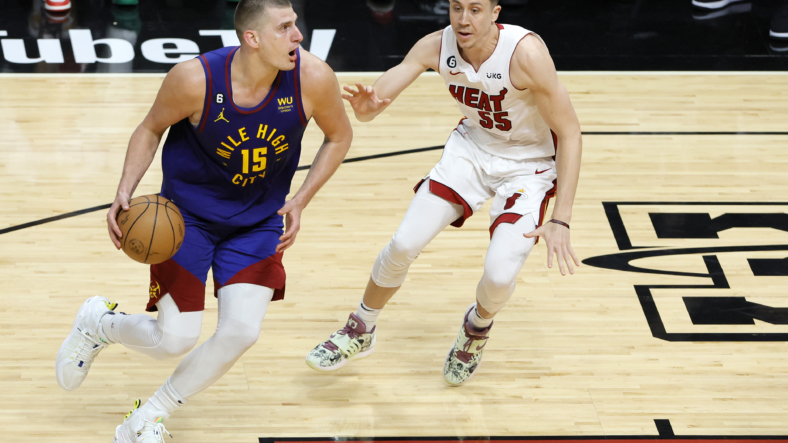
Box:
[259,439,788,442]
[3,130,788,236]
[257,417,780,441]
[0,203,113,236]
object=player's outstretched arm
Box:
[276,52,354,253]
[515,35,583,275]
[343,31,441,122]
[107,59,204,249]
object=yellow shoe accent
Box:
[125,399,141,420]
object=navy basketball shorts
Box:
[146,207,286,312]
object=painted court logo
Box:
[583,202,788,342]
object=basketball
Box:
[116,195,185,265]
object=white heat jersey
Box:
[439,24,555,161]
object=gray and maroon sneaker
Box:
[443,304,492,386]
[305,313,376,372]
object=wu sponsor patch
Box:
[277,96,294,114]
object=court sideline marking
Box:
[1,131,787,236]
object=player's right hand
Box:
[107,193,131,250]
[341,83,391,120]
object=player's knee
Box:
[476,272,516,313]
[152,333,200,360]
[215,325,260,355]
[165,334,200,358]
[388,233,424,263]
[234,328,261,351]
[484,268,517,293]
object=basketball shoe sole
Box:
[306,343,375,372]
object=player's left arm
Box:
[514,35,583,276]
[276,52,353,253]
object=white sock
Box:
[138,378,185,422]
[356,301,381,333]
[99,312,124,344]
[469,303,493,331]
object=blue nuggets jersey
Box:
[160,46,308,227]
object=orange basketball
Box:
[116,195,185,265]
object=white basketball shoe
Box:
[115,400,172,443]
[305,313,376,371]
[55,296,117,390]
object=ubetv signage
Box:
[0,29,335,66]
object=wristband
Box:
[548,219,570,229]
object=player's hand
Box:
[341,83,391,118]
[276,199,304,253]
[524,221,580,276]
[107,192,131,250]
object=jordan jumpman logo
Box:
[214,108,229,123]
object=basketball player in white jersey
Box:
[305,0,582,385]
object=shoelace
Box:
[324,325,362,355]
[338,324,361,340]
[456,329,489,364]
[73,330,107,369]
[139,419,173,443]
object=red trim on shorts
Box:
[489,212,522,238]
[414,179,473,228]
[197,55,212,133]
[451,117,467,134]
[413,178,426,193]
[148,259,206,312]
[213,252,286,301]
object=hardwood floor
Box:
[0,72,787,442]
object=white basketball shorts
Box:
[415,121,558,238]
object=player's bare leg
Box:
[361,277,399,310]
[306,182,463,371]
[475,303,495,319]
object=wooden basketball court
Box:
[1,72,787,442]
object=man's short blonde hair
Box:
[234,0,293,38]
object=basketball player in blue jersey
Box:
[305,0,582,385]
[54,0,352,441]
